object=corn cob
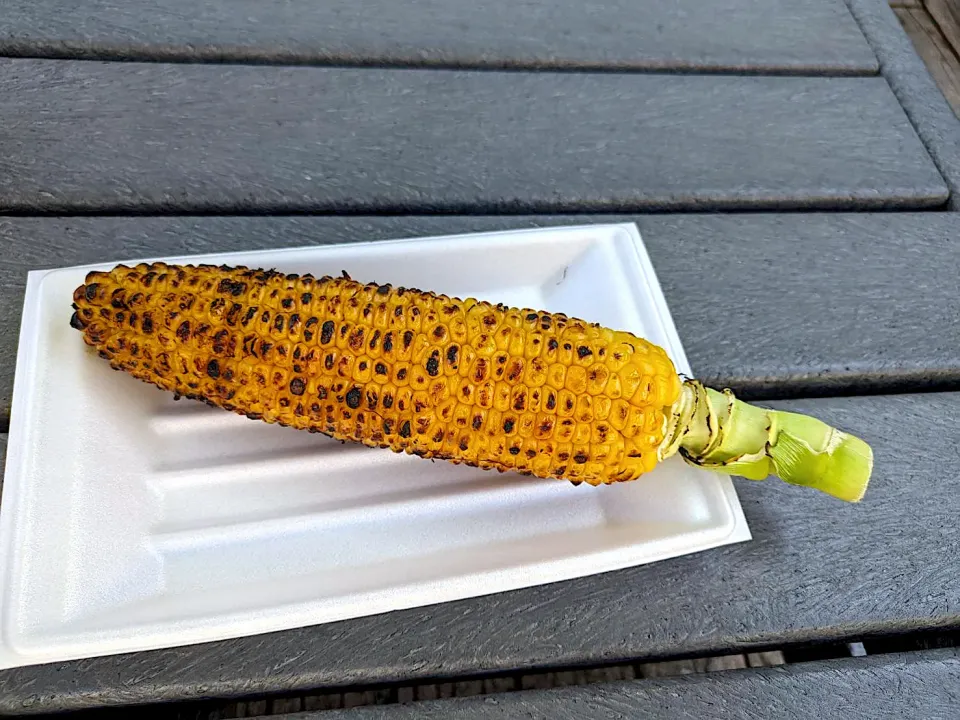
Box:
[69,261,873,502]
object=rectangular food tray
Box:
[0,222,750,669]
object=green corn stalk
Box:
[659,380,873,502]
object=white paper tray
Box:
[0,223,750,670]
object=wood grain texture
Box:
[0,61,947,214]
[895,6,960,112]
[926,0,960,55]
[844,0,960,208]
[2,392,959,713]
[0,0,878,73]
[297,651,960,719]
[3,212,960,423]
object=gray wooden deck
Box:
[1,0,959,717]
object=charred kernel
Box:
[459,438,469,451]
[564,343,572,351]
[509,446,521,455]
[426,354,440,377]
[383,332,394,352]
[289,378,306,396]
[288,314,300,331]
[577,346,592,359]
[548,339,559,351]
[383,419,394,435]
[301,292,313,305]
[432,325,446,340]
[395,306,403,317]
[84,283,100,301]
[375,362,387,375]
[403,330,414,349]
[472,415,483,430]
[320,320,335,344]
[242,307,257,325]
[176,321,191,341]
[141,313,154,333]
[382,393,394,408]
[399,420,412,438]
[324,354,335,370]
[369,330,381,351]
[397,368,408,381]
[345,387,362,409]
[318,386,328,399]
[206,359,220,378]
[261,311,271,323]
[281,298,293,309]
[574,452,588,464]
[447,345,459,365]
[503,419,515,433]
[69,311,85,330]
[274,315,285,332]
[377,284,391,295]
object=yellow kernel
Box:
[518,413,536,438]
[593,396,611,420]
[605,372,623,399]
[534,414,555,440]
[619,367,642,399]
[575,395,594,423]
[546,364,566,389]
[524,357,547,388]
[586,364,609,395]
[564,365,587,394]
[555,418,576,442]
[476,381,495,409]
[353,356,373,383]
[525,332,544,359]
[557,390,577,417]
[494,382,512,412]
[610,399,631,430]
[503,357,525,385]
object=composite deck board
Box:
[0,62,947,214]
[1,391,958,712]
[310,650,960,719]
[0,0,878,72]
[2,213,959,421]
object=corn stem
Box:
[660,380,873,502]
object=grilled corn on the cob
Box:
[69,261,873,502]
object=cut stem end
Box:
[661,380,873,502]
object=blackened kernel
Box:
[446,346,459,365]
[345,387,362,409]
[509,446,521,455]
[290,378,306,396]
[382,393,394,409]
[324,354,335,370]
[261,311,271,323]
[84,283,100,301]
[472,415,483,430]
[358,361,368,371]
[369,330,381,351]
[526,313,538,321]
[403,330,414,349]
[242,307,257,326]
[141,313,154,333]
[395,306,403,317]
[426,355,440,377]
[176,321,191,341]
[274,315,285,332]
[206,359,220,378]
[399,421,412,438]
[320,320,335,344]
[375,362,388,375]
[574,453,588,464]
[548,339,559,351]
[318,386,328,399]
[397,368,407,380]
[281,298,294,309]
[383,333,394,352]
[377,284,392,295]
[301,292,313,305]
[577,346,592,358]
[459,438,469,451]
[503,419,515,432]
[288,314,300,331]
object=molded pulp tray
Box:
[0,223,750,669]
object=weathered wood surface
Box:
[2,391,958,713]
[301,650,960,719]
[0,62,946,214]
[845,0,960,208]
[926,0,960,57]
[0,0,878,73]
[3,213,960,422]
[895,5,960,112]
